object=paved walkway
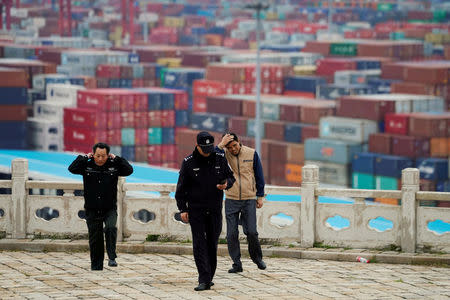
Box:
[0,249,449,299]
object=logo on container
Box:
[85,97,99,105]
[73,131,85,140]
[73,115,85,123]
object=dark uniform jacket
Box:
[175,148,235,213]
[68,155,133,211]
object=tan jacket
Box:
[225,145,257,200]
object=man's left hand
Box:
[256,197,264,208]
[216,182,227,190]
[109,153,116,160]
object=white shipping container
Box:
[334,69,381,85]
[32,74,69,90]
[27,117,63,151]
[46,83,85,105]
[33,100,75,121]
[320,116,378,143]
[305,160,350,186]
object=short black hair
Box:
[93,142,110,154]
[223,132,239,146]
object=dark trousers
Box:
[85,209,118,270]
[225,199,263,268]
[189,208,222,284]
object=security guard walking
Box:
[68,142,133,270]
[175,131,235,291]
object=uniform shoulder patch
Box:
[216,152,225,157]
[184,155,193,161]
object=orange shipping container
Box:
[285,164,302,184]
[430,137,449,157]
[374,198,399,205]
[204,34,223,46]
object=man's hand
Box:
[180,212,189,223]
[87,153,93,158]
[216,181,227,190]
[109,153,116,160]
[218,134,234,149]
[256,197,264,209]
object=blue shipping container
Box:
[304,138,363,164]
[175,110,190,127]
[0,121,28,149]
[162,128,175,145]
[317,84,376,100]
[284,76,327,94]
[352,152,378,174]
[374,154,413,178]
[0,87,28,105]
[191,113,228,133]
[416,158,449,181]
[284,123,303,143]
[121,146,135,162]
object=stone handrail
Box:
[0,159,449,253]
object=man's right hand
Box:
[87,153,93,158]
[218,134,234,149]
[180,212,189,223]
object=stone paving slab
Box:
[0,250,449,299]
[0,239,449,266]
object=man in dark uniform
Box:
[175,131,235,291]
[68,142,133,271]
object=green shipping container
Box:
[375,175,399,190]
[246,119,266,138]
[148,127,162,145]
[433,10,446,22]
[330,43,357,56]
[352,172,375,189]
[121,128,135,146]
[390,31,405,40]
[377,3,393,11]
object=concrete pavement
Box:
[0,241,449,299]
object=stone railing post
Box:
[117,177,125,242]
[401,168,419,253]
[11,159,28,238]
[300,165,319,248]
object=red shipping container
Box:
[228,116,249,137]
[269,82,284,94]
[106,129,121,145]
[269,159,286,181]
[134,92,148,111]
[392,135,430,158]
[132,79,144,88]
[337,96,395,121]
[381,62,407,80]
[193,79,229,96]
[385,113,410,135]
[279,103,301,123]
[161,145,177,162]
[300,101,336,124]
[118,92,135,112]
[135,128,148,146]
[0,67,28,87]
[135,145,148,162]
[409,113,450,137]
[134,112,149,128]
[148,111,162,127]
[64,127,107,146]
[107,112,121,129]
[391,81,448,98]
[193,96,207,113]
[404,65,450,85]
[148,145,162,164]
[302,41,330,56]
[206,96,242,116]
[316,58,357,76]
[269,141,288,163]
[63,108,107,129]
[369,133,392,154]
[96,64,120,78]
[301,125,319,141]
[265,121,286,141]
[120,112,135,128]
[173,90,189,110]
[160,110,175,127]
[77,89,121,112]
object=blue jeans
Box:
[225,199,263,268]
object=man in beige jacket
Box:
[217,133,266,273]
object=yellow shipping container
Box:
[156,57,182,67]
[285,164,302,184]
[163,16,185,28]
[266,12,279,20]
[425,33,450,45]
[249,42,257,50]
[293,65,317,76]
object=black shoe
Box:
[194,283,210,291]
[91,267,103,271]
[256,260,266,270]
[108,259,118,267]
[209,282,214,287]
[228,266,243,273]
